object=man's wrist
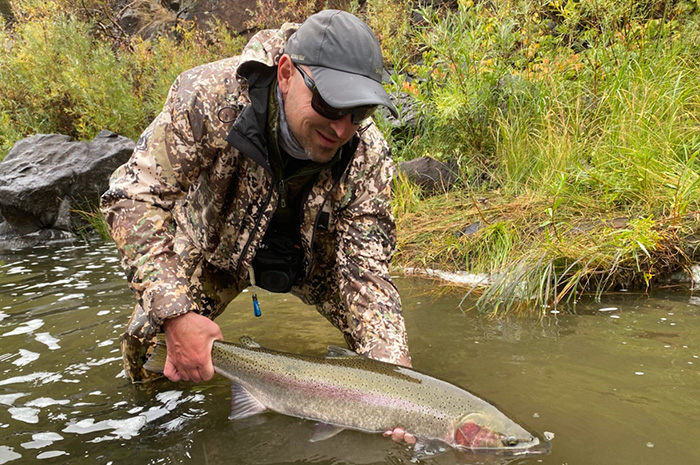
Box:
[161,310,192,332]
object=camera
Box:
[252,232,303,293]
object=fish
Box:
[144,336,546,456]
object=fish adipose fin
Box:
[229,383,267,420]
[325,345,359,358]
[310,423,346,442]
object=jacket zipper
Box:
[278,179,286,208]
[235,159,275,278]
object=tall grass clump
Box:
[386,0,700,313]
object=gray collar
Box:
[277,87,310,160]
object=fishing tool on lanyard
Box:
[248,267,262,317]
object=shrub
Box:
[0,0,244,160]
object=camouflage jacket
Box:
[101,24,408,363]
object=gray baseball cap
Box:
[285,9,398,118]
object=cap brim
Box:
[310,66,398,119]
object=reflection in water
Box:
[0,244,698,464]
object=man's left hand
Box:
[383,427,416,445]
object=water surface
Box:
[0,244,698,464]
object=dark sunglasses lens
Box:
[310,93,342,119]
[312,93,376,124]
[350,106,376,124]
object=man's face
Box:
[277,55,361,163]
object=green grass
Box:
[386,0,700,313]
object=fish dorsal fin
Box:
[239,336,262,349]
[325,345,359,358]
[229,383,267,420]
[310,423,346,442]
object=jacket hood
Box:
[236,22,300,83]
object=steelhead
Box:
[145,337,543,455]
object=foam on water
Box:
[25,397,70,408]
[63,416,148,440]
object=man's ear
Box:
[277,54,294,95]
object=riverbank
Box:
[2,0,700,314]
[392,186,700,314]
[378,1,700,312]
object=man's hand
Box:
[378,355,414,444]
[383,427,416,445]
[161,312,222,383]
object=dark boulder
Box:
[397,156,457,194]
[0,130,134,250]
[0,0,12,21]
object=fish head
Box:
[452,412,541,452]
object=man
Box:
[102,10,410,390]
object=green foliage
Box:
[386,0,700,200]
[364,0,415,69]
[245,0,326,29]
[0,0,244,160]
[73,204,112,242]
[384,0,700,312]
[0,14,145,147]
[474,215,667,315]
[391,170,423,217]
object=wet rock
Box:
[119,7,142,35]
[456,221,483,238]
[187,0,256,34]
[0,130,134,250]
[397,156,457,194]
[0,0,12,21]
[382,91,421,139]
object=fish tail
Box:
[143,334,168,373]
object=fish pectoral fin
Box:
[412,438,448,459]
[325,345,359,358]
[229,383,267,420]
[309,423,346,442]
[239,336,262,349]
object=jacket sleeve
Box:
[100,72,207,331]
[335,128,411,366]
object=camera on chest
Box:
[252,230,304,293]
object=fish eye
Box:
[502,436,519,447]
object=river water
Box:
[0,243,698,465]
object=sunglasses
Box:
[294,64,377,125]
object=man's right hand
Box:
[161,312,222,383]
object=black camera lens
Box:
[259,270,292,293]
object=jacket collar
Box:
[224,67,276,171]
